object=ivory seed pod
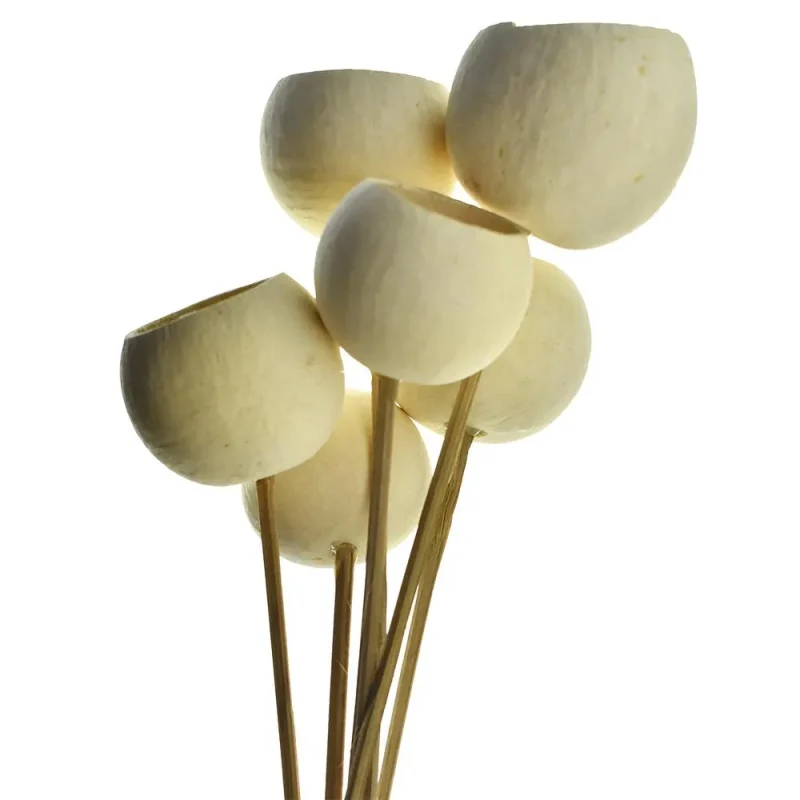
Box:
[446,23,697,249]
[260,70,456,235]
[120,274,345,486]
[314,179,533,385]
[242,390,431,567]
[398,259,590,443]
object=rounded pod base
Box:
[243,390,431,567]
[261,69,456,235]
[398,259,591,443]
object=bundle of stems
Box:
[340,374,480,800]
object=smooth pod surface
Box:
[121,274,345,486]
[314,179,533,385]
[447,22,697,249]
[398,258,591,443]
[261,70,456,235]
[242,390,431,566]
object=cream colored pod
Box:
[120,274,345,486]
[398,258,591,443]
[446,23,697,249]
[242,390,431,566]
[260,69,456,235]
[314,179,533,385]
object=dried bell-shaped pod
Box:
[261,70,456,235]
[446,23,697,249]
[399,258,591,442]
[120,274,345,485]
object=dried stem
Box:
[350,375,398,797]
[325,543,357,800]
[256,476,301,799]
[344,373,481,800]
[378,430,476,798]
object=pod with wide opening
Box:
[398,258,591,442]
[120,274,345,485]
[446,22,697,249]
[261,70,456,235]
[242,390,431,566]
[314,179,533,385]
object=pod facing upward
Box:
[261,70,456,235]
[398,259,591,443]
[120,274,345,486]
[242,390,431,567]
[314,179,533,385]
[446,23,697,249]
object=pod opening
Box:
[276,69,444,89]
[386,184,525,235]
[126,278,267,338]
[487,21,676,36]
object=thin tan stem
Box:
[350,375,398,798]
[344,373,481,800]
[256,476,301,800]
[325,543,357,800]
[378,431,475,799]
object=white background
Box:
[1,1,798,798]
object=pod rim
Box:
[362,179,529,236]
[124,277,269,340]
[273,68,447,92]
[484,21,683,38]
